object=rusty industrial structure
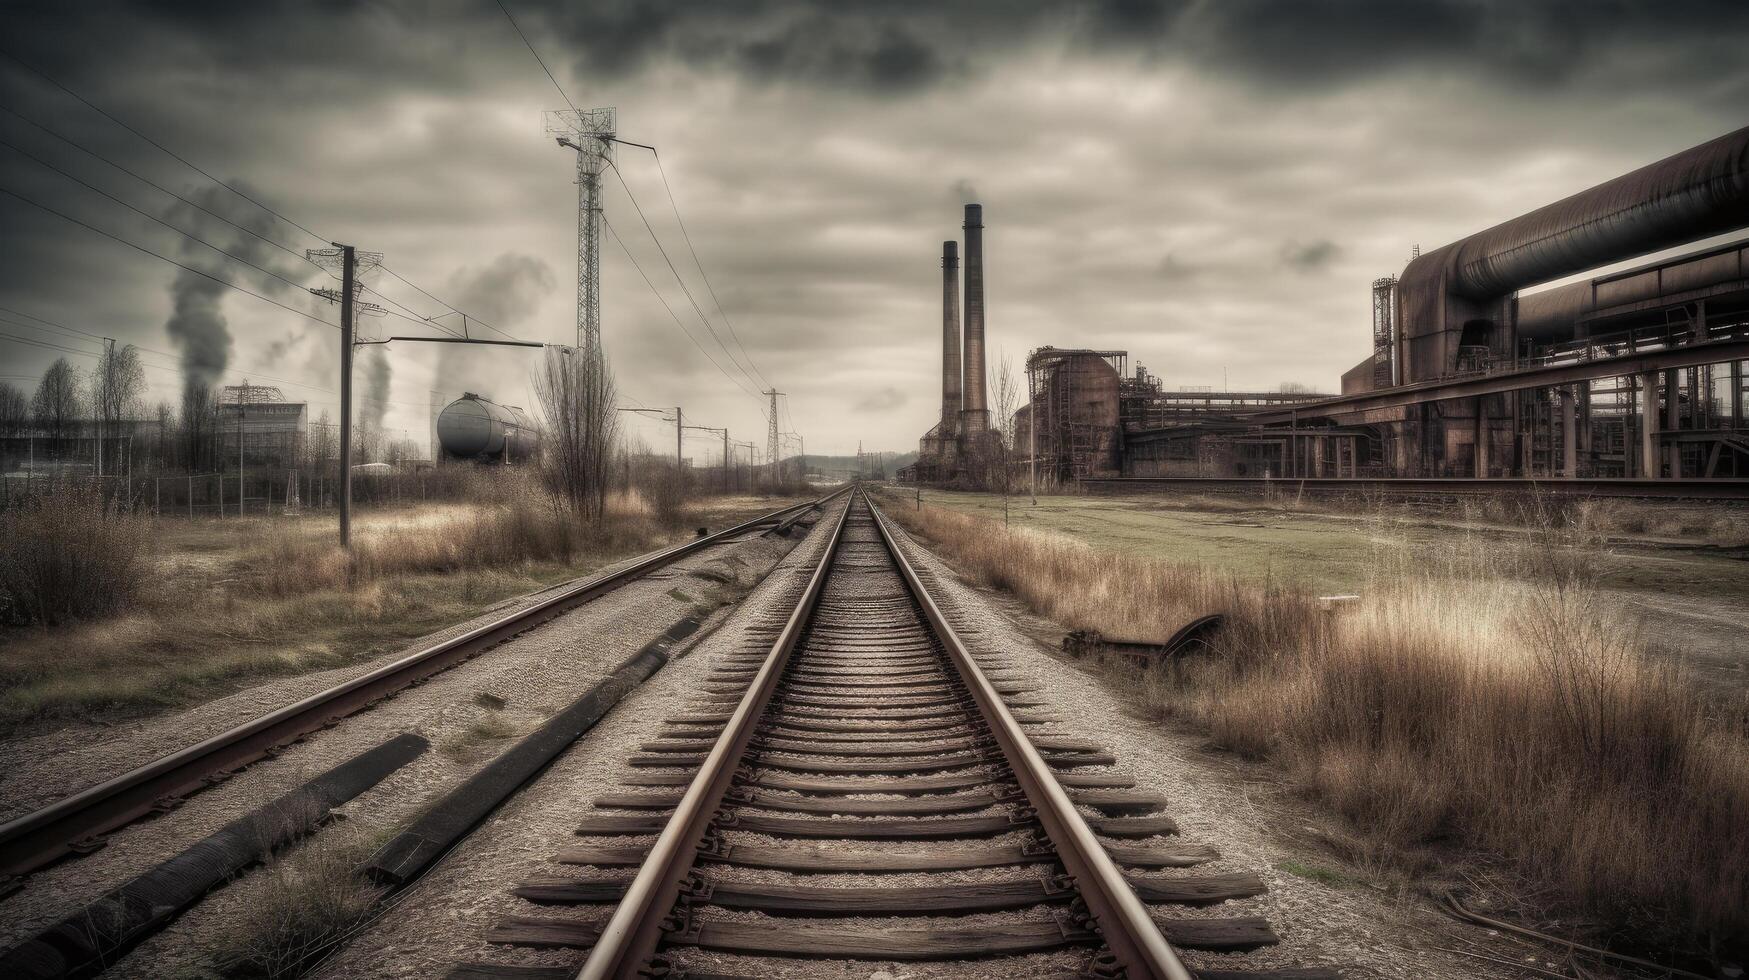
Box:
[910,126,1749,488]
[913,204,995,481]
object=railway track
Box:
[454,490,1331,979]
[1081,475,1749,500]
[0,491,844,884]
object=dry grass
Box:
[0,479,154,625]
[215,826,386,979]
[881,493,1749,959]
[0,476,792,731]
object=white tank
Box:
[436,393,538,462]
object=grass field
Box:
[0,489,798,733]
[876,487,1749,963]
[905,488,1749,692]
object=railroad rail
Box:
[455,490,1329,979]
[1082,475,1749,500]
[0,490,848,881]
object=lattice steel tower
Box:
[546,107,616,357]
[764,389,785,471]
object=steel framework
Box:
[546,107,616,357]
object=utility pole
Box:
[308,243,384,548]
[681,424,731,494]
[237,389,245,517]
[674,406,683,474]
[337,247,353,543]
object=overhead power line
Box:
[602,215,766,409]
[0,184,339,330]
[0,100,469,340]
[493,0,577,113]
[621,142,773,391]
[0,51,525,345]
[0,48,328,243]
[603,159,769,397]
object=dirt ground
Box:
[909,489,1749,696]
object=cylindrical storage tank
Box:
[436,393,539,462]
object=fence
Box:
[0,466,487,517]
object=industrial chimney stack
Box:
[959,203,988,436]
[940,240,961,450]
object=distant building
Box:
[216,384,307,470]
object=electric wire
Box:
[0,184,340,329]
[0,56,518,345]
[0,48,328,243]
[619,141,774,391]
[602,215,767,408]
[604,159,768,397]
[492,0,577,113]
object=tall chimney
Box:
[959,203,988,435]
[940,240,961,446]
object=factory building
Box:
[913,127,1749,488]
[994,126,1749,487]
[1296,125,1749,481]
[216,384,307,470]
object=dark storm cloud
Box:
[22,1,1747,100]
[4,0,1749,457]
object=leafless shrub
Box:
[534,345,619,521]
[216,827,385,979]
[0,477,154,625]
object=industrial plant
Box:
[912,126,1749,487]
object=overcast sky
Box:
[2,1,1746,459]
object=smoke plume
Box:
[435,252,556,397]
[162,184,303,400]
[363,344,391,435]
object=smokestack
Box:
[959,203,987,435]
[940,241,961,444]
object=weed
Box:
[882,494,1749,958]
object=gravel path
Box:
[0,524,806,969]
[873,510,1525,980]
[303,496,847,980]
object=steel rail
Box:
[868,493,1195,980]
[0,488,849,879]
[576,489,853,978]
[1080,476,1749,500]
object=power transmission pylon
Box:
[546,107,616,358]
[763,388,785,477]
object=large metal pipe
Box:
[941,240,961,442]
[1452,126,1749,299]
[1398,126,1749,382]
[960,203,988,434]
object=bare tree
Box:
[90,344,145,475]
[179,382,217,471]
[987,351,1020,513]
[32,358,83,455]
[0,381,28,436]
[308,409,336,468]
[534,345,619,521]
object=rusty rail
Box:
[868,494,1196,980]
[576,488,853,978]
[0,488,848,880]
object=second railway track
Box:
[453,490,1334,979]
[0,492,842,883]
